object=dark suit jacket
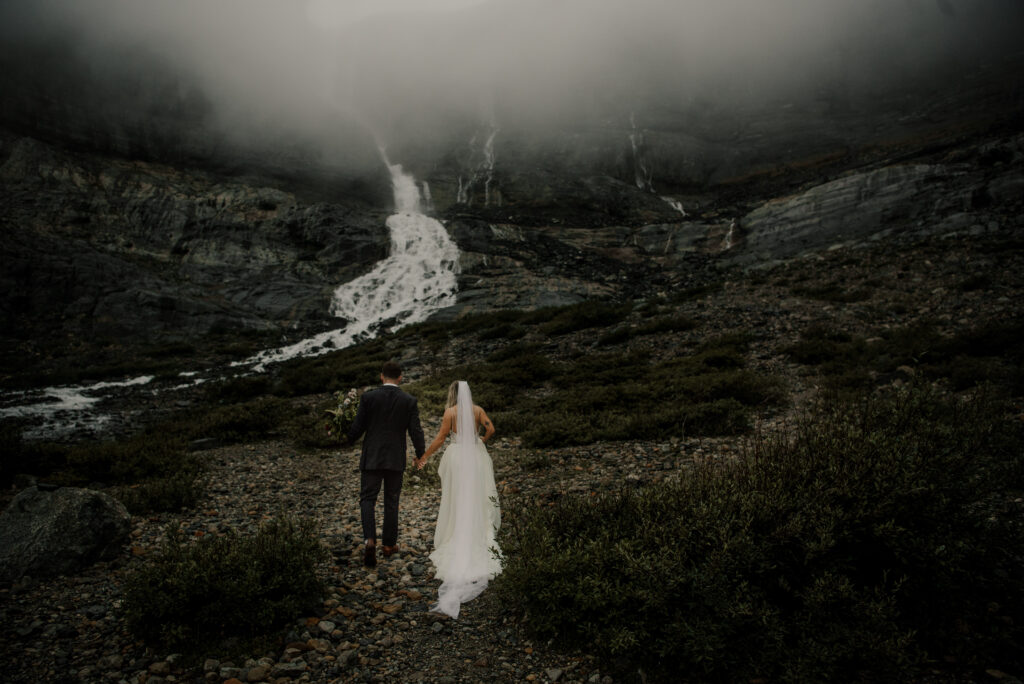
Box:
[347,385,426,471]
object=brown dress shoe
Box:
[363,543,377,568]
[382,544,399,558]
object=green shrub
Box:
[788,320,1024,394]
[116,472,204,514]
[189,397,289,444]
[958,274,992,291]
[0,421,69,486]
[478,322,527,341]
[635,314,698,336]
[425,341,783,448]
[791,283,873,303]
[285,398,344,450]
[65,434,193,483]
[597,326,634,346]
[205,376,273,403]
[496,386,1024,682]
[273,341,390,397]
[123,517,328,651]
[485,342,545,363]
[537,301,631,336]
[668,283,723,304]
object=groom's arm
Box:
[408,399,426,458]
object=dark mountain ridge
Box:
[0,42,1022,390]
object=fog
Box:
[1,0,1021,169]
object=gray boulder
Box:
[0,486,131,583]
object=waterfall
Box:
[629,112,655,193]
[722,219,737,250]
[4,159,459,437]
[661,196,688,217]
[243,155,459,370]
[631,114,690,217]
[456,122,500,207]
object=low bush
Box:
[123,517,328,651]
[478,321,527,341]
[0,419,204,513]
[63,433,191,483]
[668,283,723,304]
[496,386,1024,682]
[636,314,698,336]
[0,421,69,486]
[597,326,633,346]
[787,320,1024,394]
[273,341,390,397]
[285,398,343,450]
[415,338,783,448]
[116,472,204,514]
[535,301,631,336]
[188,397,289,444]
[205,376,273,404]
[791,283,873,303]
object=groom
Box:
[347,360,426,567]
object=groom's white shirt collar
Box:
[382,382,399,387]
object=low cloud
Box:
[1,0,1020,165]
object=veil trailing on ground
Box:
[431,380,501,618]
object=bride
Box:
[415,380,502,618]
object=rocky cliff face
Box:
[1,52,1022,385]
[1,133,391,351]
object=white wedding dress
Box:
[429,381,502,618]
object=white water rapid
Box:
[244,156,459,370]
[0,376,155,440]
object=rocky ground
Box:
[0,431,689,684]
[1,230,1023,684]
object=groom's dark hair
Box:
[381,360,402,380]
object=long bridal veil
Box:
[430,381,502,618]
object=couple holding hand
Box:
[346,361,501,619]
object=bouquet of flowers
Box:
[325,387,360,442]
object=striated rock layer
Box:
[1,65,1022,383]
[1,132,390,349]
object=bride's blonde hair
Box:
[446,381,460,409]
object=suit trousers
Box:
[359,469,404,546]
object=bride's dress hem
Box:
[428,436,502,619]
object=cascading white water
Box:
[722,218,737,250]
[244,156,459,370]
[3,159,458,436]
[0,376,155,439]
[482,127,498,206]
[630,113,691,217]
[4,155,460,436]
[661,195,688,217]
[629,112,655,193]
[456,122,500,206]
